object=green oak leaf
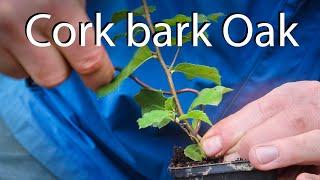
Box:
[112,33,128,42]
[133,5,157,16]
[112,27,146,42]
[190,86,233,110]
[191,119,200,130]
[164,97,176,111]
[198,14,209,23]
[180,110,212,126]
[207,13,225,22]
[163,14,192,26]
[126,12,223,32]
[156,118,172,129]
[155,14,191,32]
[171,32,192,45]
[136,13,212,37]
[137,110,173,129]
[111,6,156,24]
[135,89,167,114]
[97,46,154,97]
[161,13,223,27]
[184,144,206,161]
[111,10,129,24]
[173,63,221,85]
[171,31,209,45]
[134,27,146,36]
[181,32,193,44]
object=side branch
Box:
[115,67,199,95]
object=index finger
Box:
[47,2,114,90]
[201,86,291,157]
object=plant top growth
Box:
[98,0,232,161]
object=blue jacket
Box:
[0,0,319,179]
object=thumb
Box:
[247,130,320,171]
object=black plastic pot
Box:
[169,160,277,180]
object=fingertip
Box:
[74,47,114,90]
[248,147,265,170]
[35,68,71,88]
[248,145,280,171]
[203,114,250,155]
[296,173,319,180]
[202,125,240,158]
[74,48,107,75]
[82,62,114,91]
[201,135,224,157]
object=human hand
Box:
[201,81,320,179]
[0,0,114,90]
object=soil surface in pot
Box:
[170,147,277,180]
[171,147,241,168]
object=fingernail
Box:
[202,136,223,156]
[254,146,279,164]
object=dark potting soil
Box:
[171,147,221,168]
[171,147,243,168]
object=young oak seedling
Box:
[98,0,232,162]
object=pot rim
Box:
[169,160,252,170]
[168,160,259,178]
